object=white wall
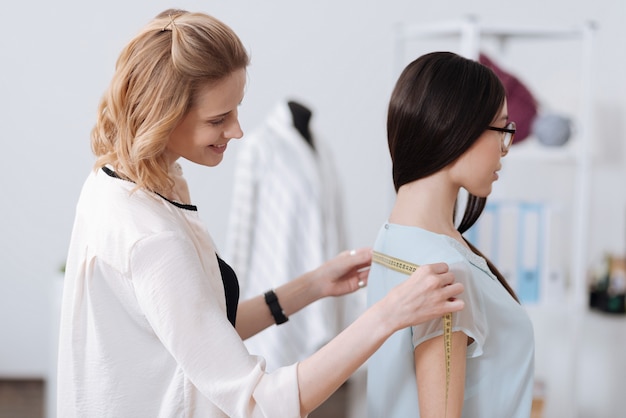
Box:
[1,0,624,416]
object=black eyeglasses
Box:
[487,121,516,155]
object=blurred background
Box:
[1,1,625,417]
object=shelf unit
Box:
[393,17,597,417]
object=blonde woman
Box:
[57,10,465,418]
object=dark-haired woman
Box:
[366,51,534,418]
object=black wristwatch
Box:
[264,290,289,325]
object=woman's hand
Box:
[236,248,371,339]
[309,248,372,298]
[378,262,464,331]
[296,261,463,416]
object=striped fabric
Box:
[225,101,348,371]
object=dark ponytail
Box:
[388,51,518,302]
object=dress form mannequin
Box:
[288,100,314,149]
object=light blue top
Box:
[367,223,534,418]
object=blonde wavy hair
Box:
[91,9,249,194]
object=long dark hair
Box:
[387,51,518,302]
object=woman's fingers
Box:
[432,274,465,316]
[443,282,464,299]
[384,262,466,329]
[445,296,465,313]
[419,262,450,275]
[312,248,373,297]
[344,247,373,271]
[354,266,370,289]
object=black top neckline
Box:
[101,166,198,211]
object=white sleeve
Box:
[411,261,488,358]
[130,231,302,418]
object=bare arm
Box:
[296,263,465,416]
[235,248,372,340]
[414,331,468,418]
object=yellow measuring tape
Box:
[372,251,452,415]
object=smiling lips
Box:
[210,143,228,154]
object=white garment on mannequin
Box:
[226,101,348,371]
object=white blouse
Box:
[57,168,301,418]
